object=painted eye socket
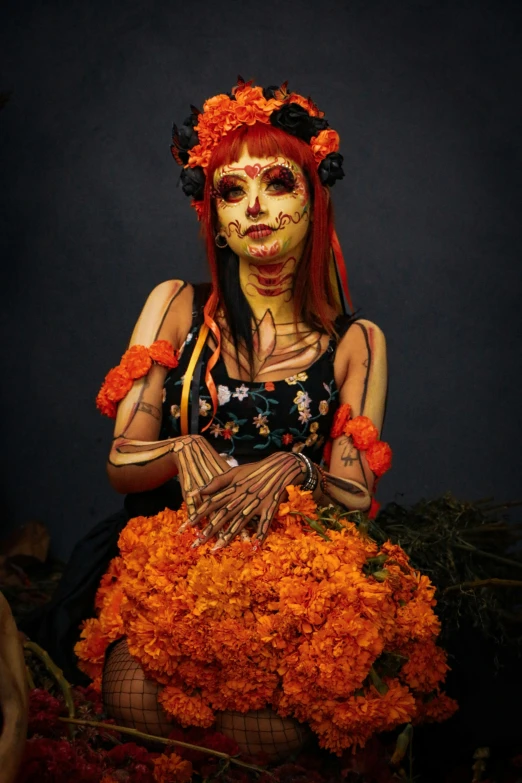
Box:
[263,166,296,194]
[216,177,245,203]
[221,187,244,202]
[266,178,293,194]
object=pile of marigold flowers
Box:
[75,486,457,755]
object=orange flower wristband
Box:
[96,339,179,418]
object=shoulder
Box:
[337,318,386,353]
[333,319,387,386]
[130,280,195,348]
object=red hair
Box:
[198,122,339,334]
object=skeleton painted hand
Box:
[181,451,307,548]
[170,434,230,517]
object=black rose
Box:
[270,103,328,143]
[318,152,345,187]
[180,166,205,200]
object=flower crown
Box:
[171,77,345,214]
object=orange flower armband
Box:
[329,406,392,479]
[96,339,179,418]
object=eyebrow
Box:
[216,171,247,183]
[261,164,295,178]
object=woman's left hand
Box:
[181,451,306,549]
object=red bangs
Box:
[207,122,317,178]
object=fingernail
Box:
[211,540,225,552]
[191,537,201,549]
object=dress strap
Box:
[184,282,212,434]
[191,282,212,325]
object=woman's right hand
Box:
[171,435,230,517]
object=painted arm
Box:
[105,280,229,512]
[313,319,388,511]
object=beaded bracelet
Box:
[293,452,319,493]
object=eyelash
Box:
[217,177,295,202]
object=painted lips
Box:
[245,224,274,239]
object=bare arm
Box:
[315,319,388,511]
[104,281,228,508]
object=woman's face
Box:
[213,148,311,262]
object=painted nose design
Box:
[246,196,261,218]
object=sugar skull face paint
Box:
[213,150,311,263]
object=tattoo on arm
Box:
[136,402,161,421]
[338,435,358,467]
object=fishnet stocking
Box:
[102,638,174,737]
[103,638,309,760]
[215,708,310,761]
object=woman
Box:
[76,80,453,758]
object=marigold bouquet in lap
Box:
[75,487,457,754]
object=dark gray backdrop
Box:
[1,0,521,560]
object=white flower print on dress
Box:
[232,384,250,401]
[298,408,312,424]
[253,414,268,429]
[199,399,212,416]
[220,453,239,467]
[218,385,231,406]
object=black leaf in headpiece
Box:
[180,166,206,200]
[270,103,328,143]
[171,110,200,166]
[318,152,345,186]
[263,85,281,100]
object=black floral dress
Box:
[159,283,353,466]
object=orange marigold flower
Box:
[366,440,392,476]
[103,365,133,402]
[95,384,117,418]
[344,415,379,450]
[287,92,324,118]
[120,344,153,379]
[149,339,179,368]
[187,144,212,169]
[414,692,458,724]
[159,685,215,728]
[400,641,450,693]
[153,752,193,783]
[330,403,352,439]
[310,129,341,164]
